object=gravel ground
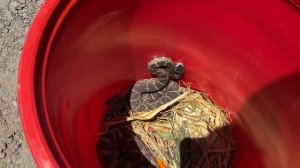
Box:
[0,0,44,167]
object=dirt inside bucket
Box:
[97,86,237,168]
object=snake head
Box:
[148,57,174,76]
[147,56,184,79]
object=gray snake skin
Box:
[130,57,184,112]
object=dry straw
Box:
[100,87,237,168]
[130,88,237,168]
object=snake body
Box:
[130,57,184,112]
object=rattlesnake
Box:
[130,57,184,112]
[98,57,184,167]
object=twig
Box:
[101,92,189,128]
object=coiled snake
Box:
[99,57,184,167]
[130,57,184,112]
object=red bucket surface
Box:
[18,0,300,167]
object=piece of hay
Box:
[100,91,188,131]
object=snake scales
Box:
[130,57,184,112]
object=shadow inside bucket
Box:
[179,125,236,168]
[97,90,156,168]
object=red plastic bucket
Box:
[18,0,300,167]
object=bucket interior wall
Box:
[42,0,300,167]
